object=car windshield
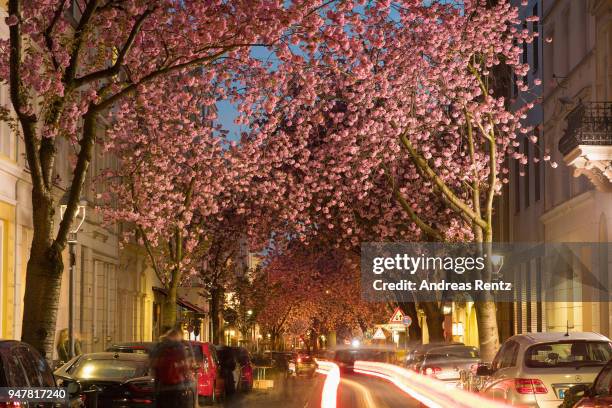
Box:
[70,358,149,381]
[525,341,612,368]
[427,347,479,360]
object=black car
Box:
[0,340,70,407]
[106,343,157,355]
[55,352,154,408]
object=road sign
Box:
[372,327,387,340]
[402,315,412,327]
[389,307,405,324]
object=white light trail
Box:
[354,361,513,408]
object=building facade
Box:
[503,0,612,337]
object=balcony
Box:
[559,102,612,192]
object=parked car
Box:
[560,358,612,408]
[229,347,253,392]
[405,342,465,371]
[476,332,612,408]
[107,341,225,405]
[55,352,155,408]
[0,339,79,407]
[287,352,317,378]
[215,346,240,395]
[106,342,157,355]
[187,341,226,405]
[418,345,480,387]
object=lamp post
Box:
[490,254,505,282]
[59,195,87,359]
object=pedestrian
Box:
[56,328,82,364]
[150,327,196,408]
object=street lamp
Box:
[247,309,253,316]
[491,254,504,282]
[59,193,87,359]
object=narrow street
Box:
[337,373,422,408]
[219,372,422,408]
[221,376,324,408]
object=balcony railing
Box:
[559,101,612,156]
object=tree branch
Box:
[43,0,66,70]
[64,0,100,84]
[399,131,488,230]
[54,109,96,247]
[383,167,445,241]
[92,46,236,113]
[73,8,154,87]
[8,0,45,194]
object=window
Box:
[534,128,542,201]
[5,352,29,387]
[0,85,15,160]
[16,347,43,387]
[514,151,521,213]
[593,364,612,397]
[523,137,530,208]
[525,341,612,368]
[492,341,519,370]
[501,341,519,368]
[532,5,539,73]
[522,22,528,65]
[544,28,554,93]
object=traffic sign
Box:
[402,315,412,327]
[389,307,405,324]
[372,327,387,340]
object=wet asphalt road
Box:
[218,371,422,408]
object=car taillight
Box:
[129,381,154,393]
[0,402,22,407]
[424,367,442,376]
[514,378,548,394]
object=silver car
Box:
[477,332,612,408]
[419,345,481,387]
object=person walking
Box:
[150,327,196,408]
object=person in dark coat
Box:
[150,327,195,408]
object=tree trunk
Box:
[21,190,64,359]
[421,302,445,342]
[475,301,499,362]
[400,302,422,343]
[210,288,221,344]
[21,243,64,359]
[473,231,499,362]
[160,284,178,332]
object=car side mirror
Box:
[66,381,81,395]
[476,365,493,376]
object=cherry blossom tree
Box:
[242,0,543,361]
[0,0,355,356]
[257,244,385,349]
[100,74,234,330]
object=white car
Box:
[477,332,612,408]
